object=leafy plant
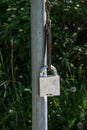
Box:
[0,0,87,130]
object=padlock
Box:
[39,65,60,97]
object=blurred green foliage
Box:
[0,0,87,130]
[0,0,31,130]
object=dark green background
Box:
[0,0,87,130]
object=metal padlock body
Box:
[39,65,60,97]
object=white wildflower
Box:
[74,7,78,10]
[29,120,31,123]
[7,8,11,11]
[21,8,24,11]
[9,109,14,113]
[70,87,77,92]
[24,88,31,92]
[77,122,84,130]
[19,29,23,32]
[77,4,80,7]
[64,26,68,30]
[8,18,12,22]
[19,75,23,78]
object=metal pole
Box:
[31,0,48,130]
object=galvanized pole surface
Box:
[31,0,48,130]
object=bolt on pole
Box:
[31,0,48,130]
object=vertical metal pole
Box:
[31,0,48,130]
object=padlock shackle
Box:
[40,65,58,76]
[51,65,58,76]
